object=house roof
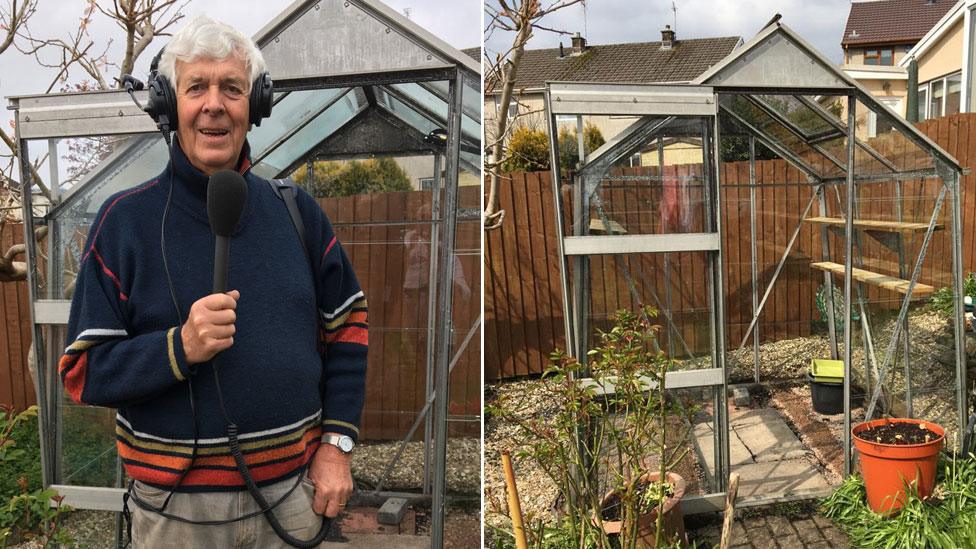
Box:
[487,36,741,93]
[841,0,954,47]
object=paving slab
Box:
[694,422,754,468]
[735,415,808,463]
[732,459,831,499]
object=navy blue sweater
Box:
[59,139,367,490]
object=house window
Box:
[919,72,962,120]
[946,73,962,115]
[864,48,894,66]
[494,97,519,119]
[918,86,928,120]
[420,177,434,190]
[867,98,900,137]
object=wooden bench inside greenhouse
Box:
[805,216,943,233]
[810,261,935,298]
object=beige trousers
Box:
[129,473,326,548]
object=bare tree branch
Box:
[484,0,584,231]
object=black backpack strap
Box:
[268,178,311,267]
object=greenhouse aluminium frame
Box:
[544,19,966,510]
[10,0,479,546]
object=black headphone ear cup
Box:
[249,72,273,126]
[147,73,178,132]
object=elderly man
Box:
[58,16,367,547]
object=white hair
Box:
[158,15,267,90]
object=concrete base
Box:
[694,407,830,497]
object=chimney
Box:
[571,32,587,54]
[661,25,676,50]
[559,42,564,58]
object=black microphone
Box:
[207,170,248,293]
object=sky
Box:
[485,0,853,65]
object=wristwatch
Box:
[322,434,355,453]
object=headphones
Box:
[143,47,274,134]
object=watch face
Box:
[338,437,354,452]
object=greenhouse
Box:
[9,0,479,545]
[543,18,967,511]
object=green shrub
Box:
[501,126,550,172]
[292,158,413,197]
[0,406,72,547]
[930,272,976,317]
[557,123,605,171]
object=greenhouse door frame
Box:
[545,83,735,510]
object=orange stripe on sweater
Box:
[61,352,88,404]
[325,325,368,345]
[118,429,320,470]
[124,441,320,488]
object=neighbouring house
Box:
[898,0,976,121]
[485,27,740,166]
[841,0,954,132]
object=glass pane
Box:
[930,80,944,118]
[919,88,929,120]
[720,94,843,178]
[388,83,480,141]
[585,117,710,237]
[946,74,962,116]
[755,94,839,138]
[880,49,893,66]
[254,88,367,177]
[584,251,715,363]
[248,88,348,158]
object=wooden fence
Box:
[486,113,976,380]
[0,188,480,441]
[0,222,34,411]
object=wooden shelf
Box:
[811,261,934,298]
[589,218,627,235]
[806,216,943,233]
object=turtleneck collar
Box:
[168,134,253,200]
[164,134,256,232]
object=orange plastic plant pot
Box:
[852,418,945,514]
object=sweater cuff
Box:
[321,419,360,442]
[166,326,192,381]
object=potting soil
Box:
[855,421,941,445]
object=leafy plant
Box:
[930,272,976,317]
[489,307,695,548]
[291,157,413,197]
[557,124,605,172]
[502,125,550,173]
[822,452,976,548]
[0,405,73,547]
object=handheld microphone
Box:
[207,170,248,293]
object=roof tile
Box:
[488,37,741,92]
[842,0,954,46]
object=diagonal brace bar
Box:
[738,185,822,348]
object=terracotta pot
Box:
[852,418,945,514]
[597,471,688,548]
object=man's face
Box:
[174,55,250,175]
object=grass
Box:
[822,453,976,548]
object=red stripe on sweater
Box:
[90,248,128,301]
[319,236,337,268]
[61,352,88,404]
[82,178,160,263]
[325,325,368,346]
